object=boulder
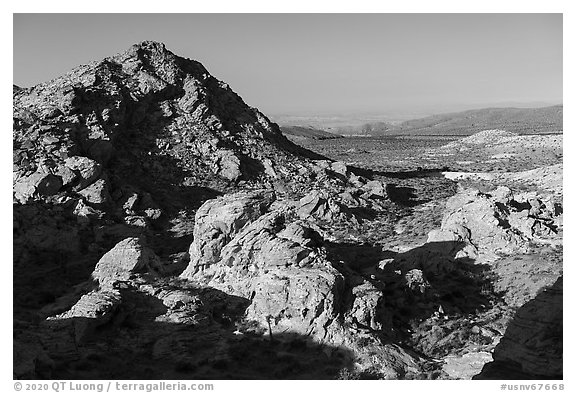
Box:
[46,289,122,343]
[92,237,163,286]
[246,265,345,339]
[78,178,110,204]
[181,193,342,338]
[14,171,63,203]
[331,161,349,176]
[63,156,101,190]
[490,186,514,204]
[181,190,275,276]
[216,150,242,181]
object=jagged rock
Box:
[54,165,77,187]
[331,161,349,176]
[72,198,102,224]
[404,269,431,294]
[78,178,110,204]
[362,180,387,199]
[92,237,163,286]
[122,191,139,212]
[144,208,162,221]
[63,156,101,190]
[181,190,275,275]
[349,281,387,331]
[297,190,348,221]
[427,187,561,260]
[216,150,242,181]
[13,171,63,203]
[124,215,149,228]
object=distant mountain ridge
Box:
[275,106,562,137]
[380,105,563,136]
[280,125,343,140]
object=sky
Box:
[13,13,562,118]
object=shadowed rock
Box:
[475,276,562,379]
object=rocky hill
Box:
[13,42,562,380]
[13,41,414,379]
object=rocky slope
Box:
[13,42,562,380]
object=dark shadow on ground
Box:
[19,285,355,380]
[326,240,498,328]
[384,242,498,321]
[376,168,450,179]
[386,184,429,207]
[474,276,563,380]
[346,164,449,180]
[13,201,107,323]
[342,165,456,208]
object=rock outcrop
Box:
[41,237,162,345]
[426,186,561,261]
[180,189,420,377]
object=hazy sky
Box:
[13,13,562,117]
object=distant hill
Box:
[385,105,563,136]
[332,121,393,136]
[280,125,343,140]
